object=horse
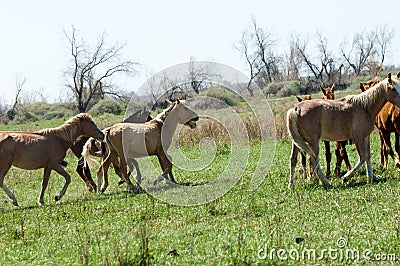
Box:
[83,99,199,193]
[320,84,352,177]
[359,77,400,169]
[0,113,104,206]
[287,73,400,188]
[70,107,152,192]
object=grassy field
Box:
[0,96,399,265]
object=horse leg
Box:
[299,151,307,179]
[342,137,367,183]
[364,136,374,182]
[97,152,112,194]
[323,141,331,177]
[76,157,97,192]
[340,141,352,173]
[0,160,18,206]
[334,142,343,177]
[381,130,398,169]
[38,167,52,206]
[53,164,71,202]
[288,143,299,189]
[127,158,141,186]
[166,154,175,183]
[118,158,138,193]
[379,130,390,169]
[154,152,173,185]
[309,142,331,188]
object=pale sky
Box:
[1,0,399,104]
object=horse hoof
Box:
[55,195,61,201]
[13,201,19,207]
[118,180,125,186]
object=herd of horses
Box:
[1,73,400,206]
[288,72,400,188]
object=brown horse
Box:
[83,99,199,193]
[0,113,104,206]
[71,107,152,191]
[320,84,352,177]
[359,77,400,169]
[287,73,400,188]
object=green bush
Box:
[89,99,123,115]
[200,87,240,107]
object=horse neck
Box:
[356,82,388,119]
[39,122,80,146]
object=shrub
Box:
[89,99,123,115]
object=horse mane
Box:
[154,102,177,123]
[346,79,388,110]
[36,113,92,142]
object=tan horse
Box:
[360,77,400,169]
[83,99,199,193]
[287,73,400,188]
[71,107,152,191]
[0,113,104,206]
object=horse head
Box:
[320,84,335,100]
[387,72,400,106]
[77,113,104,141]
[172,99,199,129]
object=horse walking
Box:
[287,73,400,188]
[83,99,199,193]
[0,113,104,206]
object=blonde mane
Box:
[347,79,388,110]
[154,102,177,123]
[36,113,92,142]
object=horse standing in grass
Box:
[71,107,152,192]
[0,113,104,206]
[287,73,400,188]
[360,77,400,169]
[83,99,199,193]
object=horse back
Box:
[0,132,66,170]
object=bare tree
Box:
[235,30,259,96]
[340,29,376,76]
[64,26,137,113]
[373,24,394,75]
[7,76,26,120]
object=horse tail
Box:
[81,138,97,169]
[286,108,316,158]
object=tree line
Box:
[1,19,398,121]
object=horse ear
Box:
[331,84,335,91]
[176,98,181,104]
[296,96,302,102]
[388,73,392,84]
[142,106,147,112]
[320,85,326,95]
[397,72,400,79]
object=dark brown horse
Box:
[359,77,400,169]
[0,113,104,206]
[70,107,152,192]
[320,84,352,177]
[287,73,400,188]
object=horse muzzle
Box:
[186,116,199,129]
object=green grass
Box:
[0,114,399,265]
